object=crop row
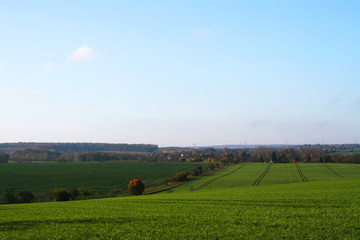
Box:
[1,176,360,239]
[0,162,207,202]
[296,163,308,182]
[184,163,360,191]
[323,164,344,178]
[252,163,272,186]
[191,164,247,191]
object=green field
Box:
[0,161,206,200]
[176,162,360,190]
[1,163,360,239]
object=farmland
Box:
[177,162,360,191]
[1,163,360,239]
[0,161,207,201]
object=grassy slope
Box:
[176,162,360,192]
[1,163,360,239]
[299,163,360,181]
[0,162,206,198]
[175,163,267,192]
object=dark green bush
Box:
[53,188,71,201]
[18,191,35,203]
[3,188,17,204]
[69,189,79,200]
[78,188,92,197]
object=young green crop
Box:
[177,163,360,193]
[0,161,207,200]
[1,177,359,239]
[0,163,359,239]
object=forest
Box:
[0,142,158,154]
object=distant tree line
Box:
[0,142,159,154]
[154,145,360,164]
[77,152,154,162]
[3,144,360,164]
[154,148,250,164]
[7,149,155,162]
[11,148,61,162]
[247,146,360,163]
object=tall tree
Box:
[271,151,277,163]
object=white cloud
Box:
[0,89,46,97]
[67,45,95,62]
[192,28,209,42]
[43,61,56,71]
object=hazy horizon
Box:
[1,1,359,146]
[0,141,358,149]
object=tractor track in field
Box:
[351,164,360,169]
[191,164,247,191]
[296,163,308,182]
[252,163,272,186]
[324,164,344,178]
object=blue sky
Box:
[0,1,359,146]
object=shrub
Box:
[207,163,219,171]
[3,188,17,204]
[190,169,200,176]
[53,188,71,201]
[18,190,35,203]
[34,191,52,203]
[128,179,145,195]
[110,188,121,196]
[190,166,203,176]
[55,156,73,162]
[69,189,79,200]
[78,188,92,197]
[173,172,188,182]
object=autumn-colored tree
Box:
[173,172,188,182]
[128,179,145,195]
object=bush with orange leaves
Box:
[173,172,188,182]
[128,179,145,195]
